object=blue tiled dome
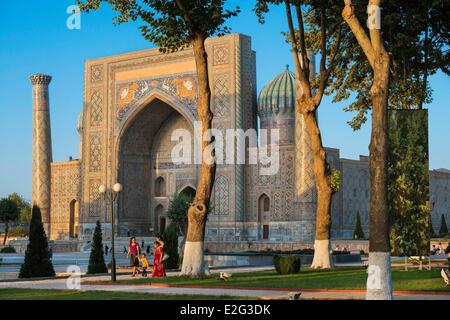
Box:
[258,66,296,117]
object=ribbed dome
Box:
[258,66,296,117]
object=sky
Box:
[0,1,449,200]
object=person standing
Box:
[139,253,149,277]
[152,240,166,278]
[438,242,444,255]
[104,244,109,256]
[127,237,140,277]
[155,233,165,248]
[445,242,450,255]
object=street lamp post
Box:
[99,182,122,282]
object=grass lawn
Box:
[110,267,450,292]
[0,288,252,300]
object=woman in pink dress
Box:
[152,240,166,278]
[126,237,140,277]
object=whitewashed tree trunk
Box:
[181,241,210,276]
[366,252,393,300]
[310,239,333,269]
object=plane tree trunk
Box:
[181,34,216,277]
[2,222,8,246]
[284,1,335,269]
[343,0,393,300]
[302,109,333,269]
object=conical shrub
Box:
[19,205,55,278]
[87,220,108,274]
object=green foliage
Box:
[0,246,16,253]
[162,223,180,270]
[19,206,55,278]
[257,1,449,131]
[256,0,349,104]
[439,214,449,236]
[78,0,240,53]
[0,198,21,245]
[327,1,450,130]
[273,255,301,275]
[8,226,29,238]
[0,198,21,224]
[430,219,436,238]
[353,211,365,240]
[166,192,193,236]
[7,193,32,223]
[87,221,108,274]
[18,207,32,223]
[388,110,430,256]
[329,169,341,193]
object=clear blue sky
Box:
[0,1,449,200]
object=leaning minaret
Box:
[30,74,53,236]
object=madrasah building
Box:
[30,34,450,248]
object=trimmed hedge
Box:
[87,221,108,274]
[273,255,301,275]
[1,246,16,253]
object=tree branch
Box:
[285,0,309,88]
[342,0,376,69]
[174,0,196,33]
[315,2,328,106]
[294,1,308,73]
[368,0,385,54]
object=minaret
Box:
[30,74,53,237]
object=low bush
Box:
[1,246,16,253]
[273,255,301,275]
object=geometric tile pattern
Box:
[91,64,103,83]
[213,44,230,65]
[211,175,230,216]
[88,179,102,217]
[342,166,370,227]
[295,113,316,204]
[213,75,229,117]
[90,90,103,127]
[30,74,52,230]
[89,133,102,172]
[50,161,81,239]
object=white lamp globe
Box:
[98,184,107,194]
[113,183,123,193]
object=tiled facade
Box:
[37,34,450,244]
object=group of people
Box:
[431,242,450,256]
[334,245,350,253]
[127,235,166,278]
